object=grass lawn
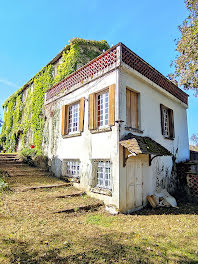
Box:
[0,173,198,263]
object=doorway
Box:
[126,158,143,211]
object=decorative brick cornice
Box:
[46,43,188,105]
[46,45,119,102]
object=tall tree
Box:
[171,0,198,96]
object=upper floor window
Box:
[22,89,27,102]
[68,103,80,133]
[97,90,109,127]
[126,88,139,129]
[61,98,85,136]
[31,83,34,93]
[160,104,175,139]
[89,84,115,130]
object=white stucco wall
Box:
[44,64,189,212]
[44,70,120,207]
[118,65,189,211]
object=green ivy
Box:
[0,38,109,154]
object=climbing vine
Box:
[0,38,109,154]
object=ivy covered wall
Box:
[0,38,109,153]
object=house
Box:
[43,43,189,213]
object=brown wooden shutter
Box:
[131,91,138,128]
[126,88,138,128]
[109,84,115,126]
[169,109,175,139]
[89,94,94,130]
[160,104,165,136]
[61,105,68,136]
[126,88,131,126]
[79,97,85,132]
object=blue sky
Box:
[0,0,197,141]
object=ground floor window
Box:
[96,160,111,189]
[65,160,80,178]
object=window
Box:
[22,89,27,102]
[126,88,139,129]
[68,103,80,133]
[96,160,111,189]
[31,83,34,93]
[61,98,85,136]
[89,84,115,130]
[160,104,175,139]
[97,90,109,127]
[66,160,80,178]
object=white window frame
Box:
[65,160,80,178]
[95,160,112,190]
[162,108,170,137]
[96,90,109,128]
[68,102,80,134]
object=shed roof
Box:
[120,133,172,156]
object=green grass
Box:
[86,214,114,227]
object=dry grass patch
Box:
[0,171,198,263]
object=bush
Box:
[19,148,48,169]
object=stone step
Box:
[4,168,48,173]
[7,172,51,177]
[17,183,72,192]
[0,156,19,159]
[0,159,21,163]
[0,162,25,167]
[0,153,18,157]
[54,202,103,214]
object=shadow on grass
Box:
[5,232,198,264]
[130,202,198,216]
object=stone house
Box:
[43,43,189,212]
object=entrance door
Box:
[126,158,143,211]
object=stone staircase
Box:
[0,153,68,191]
[0,154,49,176]
[0,153,103,214]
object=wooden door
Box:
[126,158,143,211]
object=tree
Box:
[191,133,198,145]
[171,0,198,96]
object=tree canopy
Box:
[171,0,198,96]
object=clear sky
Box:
[0,0,197,141]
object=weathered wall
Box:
[44,70,120,207]
[118,65,190,211]
[43,64,189,212]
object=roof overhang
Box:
[120,133,172,166]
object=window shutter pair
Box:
[61,97,85,136]
[160,104,175,139]
[88,84,115,129]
